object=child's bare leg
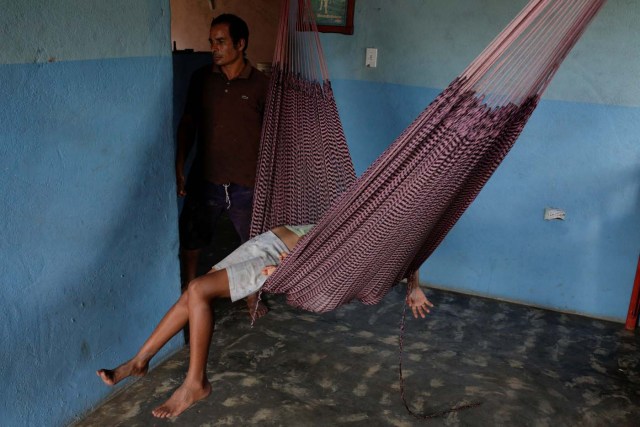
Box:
[97,292,190,386]
[152,269,231,418]
[208,267,267,322]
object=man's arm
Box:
[176,68,204,197]
[175,113,196,197]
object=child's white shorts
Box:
[212,231,289,302]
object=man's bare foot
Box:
[246,294,269,321]
[96,359,148,386]
[152,381,212,418]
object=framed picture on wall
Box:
[311,0,355,35]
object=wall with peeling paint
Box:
[0,2,179,426]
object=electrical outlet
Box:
[544,207,566,220]
[365,48,377,68]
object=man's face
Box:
[209,23,244,67]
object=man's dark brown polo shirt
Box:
[185,61,268,187]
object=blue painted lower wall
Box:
[0,57,181,426]
[332,79,640,321]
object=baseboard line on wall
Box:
[424,282,624,325]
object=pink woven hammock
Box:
[258,0,607,313]
[250,0,356,237]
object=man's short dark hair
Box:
[211,14,249,54]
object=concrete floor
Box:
[74,219,640,426]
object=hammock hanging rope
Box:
[250,0,356,237]
[258,0,607,313]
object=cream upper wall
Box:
[170,0,282,64]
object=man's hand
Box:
[175,114,195,198]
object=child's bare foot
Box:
[152,380,212,418]
[246,293,269,321]
[96,358,148,386]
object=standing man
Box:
[176,14,269,318]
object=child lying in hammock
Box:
[96,225,434,418]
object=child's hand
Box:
[261,253,289,276]
[407,287,434,319]
[261,265,277,276]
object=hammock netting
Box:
[256,0,606,313]
[250,0,356,237]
